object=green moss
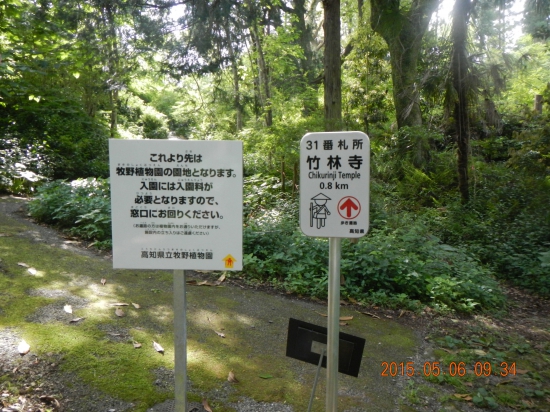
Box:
[493,384,523,405]
[0,200,422,412]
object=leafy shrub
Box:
[242,178,504,312]
[28,178,112,248]
[0,137,51,195]
[142,112,169,140]
[434,161,550,296]
[340,219,504,312]
[371,127,457,207]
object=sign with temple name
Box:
[300,132,370,238]
[109,139,243,270]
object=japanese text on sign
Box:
[109,139,243,270]
[300,132,370,238]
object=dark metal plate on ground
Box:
[286,317,365,377]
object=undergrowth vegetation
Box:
[243,182,505,313]
[28,178,112,249]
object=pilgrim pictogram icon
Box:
[310,193,331,229]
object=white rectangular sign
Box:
[109,139,243,270]
[300,132,370,238]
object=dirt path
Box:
[0,196,549,412]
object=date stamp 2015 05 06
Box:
[381,361,517,378]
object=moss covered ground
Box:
[0,198,418,411]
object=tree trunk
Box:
[451,0,472,203]
[370,0,440,128]
[294,0,317,114]
[323,0,342,132]
[110,89,118,138]
[105,4,119,138]
[250,24,272,127]
[323,0,348,284]
[224,24,243,131]
[534,94,543,113]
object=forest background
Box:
[1,0,549,314]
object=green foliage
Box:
[342,218,504,312]
[507,112,550,175]
[241,115,323,177]
[472,387,499,409]
[498,36,550,112]
[433,163,550,295]
[28,178,112,247]
[372,127,457,207]
[343,25,394,133]
[523,0,550,40]
[0,138,50,195]
[117,90,171,140]
[242,177,504,312]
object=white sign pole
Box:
[173,269,187,412]
[327,237,341,412]
[299,131,370,412]
[109,139,243,411]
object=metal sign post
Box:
[327,237,341,411]
[173,269,187,412]
[299,131,370,412]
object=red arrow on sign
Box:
[339,198,358,217]
[337,196,361,219]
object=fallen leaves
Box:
[17,262,29,268]
[453,393,473,401]
[227,371,239,383]
[358,311,380,319]
[202,398,213,412]
[186,279,217,286]
[133,341,142,349]
[27,268,37,275]
[110,302,140,315]
[153,341,164,355]
[216,273,226,285]
[215,331,226,338]
[259,374,274,379]
[315,312,355,322]
[18,339,30,356]
[187,273,227,287]
[69,317,85,323]
[39,395,61,408]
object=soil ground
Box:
[0,196,549,412]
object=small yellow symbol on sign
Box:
[223,254,236,269]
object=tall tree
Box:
[248,11,273,127]
[370,0,440,128]
[323,0,342,131]
[524,0,550,40]
[451,0,473,203]
[284,0,320,114]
